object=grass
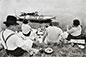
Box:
[0,43,86,57]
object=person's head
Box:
[52,22,59,26]
[49,22,59,26]
[23,19,28,24]
[73,19,80,27]
[34,11,38,16]
[49,22,53,26]
[3,15,19,31]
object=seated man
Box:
[44,22,63,45]
[0,15,39,56]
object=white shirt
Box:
[16,31,35,48]
[17,29,37,48]
[67,25,82,36]
[0,29,24,50]
[21,24,31,34]
[46,26,63,43]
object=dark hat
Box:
[73,19,80,26]
[23,19,28,24]
[3,15,19,25]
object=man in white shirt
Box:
[0,15,39,56]
[44,22,63,44]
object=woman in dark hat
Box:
[66,19,82,40]
[66,19,85,49]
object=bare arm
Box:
[15,35,39,53]
[21,44,39,53]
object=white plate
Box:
[44,47,53,53]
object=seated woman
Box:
[21,19,32,37]
[66,19,82,40]
[66,19,85,49]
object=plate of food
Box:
[44,47,54,54]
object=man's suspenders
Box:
[1,31,27,56]
[2,31,15,49]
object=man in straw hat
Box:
[0,15,39,57]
